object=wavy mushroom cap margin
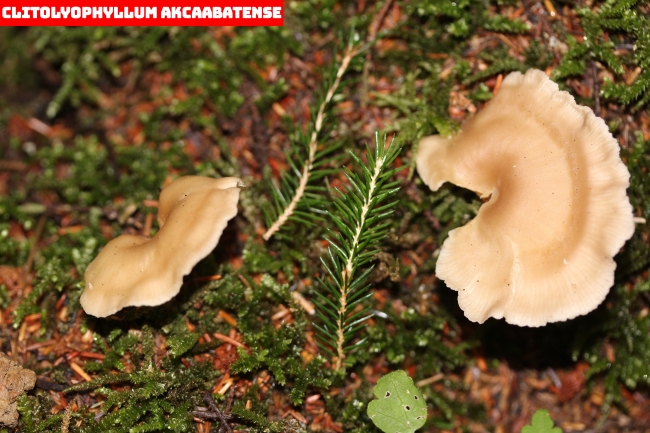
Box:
[81,176,243,318]
[417,69,635,327]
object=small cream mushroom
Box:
[81,176,244,318]
[417,69,635,327]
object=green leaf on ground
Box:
[367,370,427,433]
[521,409,563,433]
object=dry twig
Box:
[197,392,233,433]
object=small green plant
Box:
[367,370,427,433]
[312,133,402,371]
[262,33,362,240]
[521,409,563,433]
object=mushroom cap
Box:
[417,69,635,327]
[81,176,242,318]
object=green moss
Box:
[617,133,650,276]
[555,0,650,107]
[25,26,300,118]
[27,136,191,207]
[197,273,332,405]
[463,46,528,85]
[0,223,30,267]
[242,239,303,278]
[405,0,528,40]
[22,327,218,433]
[373,67,458,179]
[576,280,650,418]
[13,257,73,328]
[231,392,285,433]
[16,394,58,433]
[166,332,200,359]
[574,134,650,417]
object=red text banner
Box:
[0,0,284,25]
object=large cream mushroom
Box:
[81,176,244,318]
[417,69,635,327]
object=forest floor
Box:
[1,1,650,433]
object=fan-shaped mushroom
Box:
[417,69,635,327]
[80,176,243,318]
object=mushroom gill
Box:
[417,69,635,327]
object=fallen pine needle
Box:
[272,306,291,321]
[544,0,558,17]
[80,352,105,360]
[54,351,80,367]
[27,117,52,136]
[287,409,308,424]
[142,199,159,208]
[291,291,315,315]
[18,322,27,342]
[493,74,503,95]
[193,274,223,282]
[213,372,230,394]
[217,379,233,395]
[212,332,245,348]
[217,310,237,327]
[26,340,57,351]
[69,361,92,382]
[24,313,42,323]
[57,225,84,235]
[142,212,154,236]
[415,373,444,387]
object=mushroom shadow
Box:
[435,280,607,370]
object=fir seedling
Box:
[521,409,563,433]
[313,133,402,371]
[262,33,362,240]
[367,370,428,433]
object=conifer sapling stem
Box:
[311,133,402,372]
[263,41,360,241]
[334,148,386,370]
